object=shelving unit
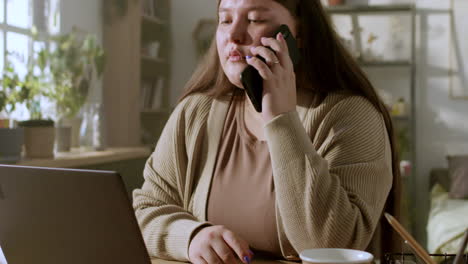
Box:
[139,0,172,147]
[325,3,417,236]
[102,0,172,148]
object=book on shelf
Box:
[140,78,165,111]
[151,78,164,110]
[141,41,160,59]
[142,0,165,20]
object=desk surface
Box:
[151,258,296,264]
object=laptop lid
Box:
[0,165,151,264]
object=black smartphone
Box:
[240,24,300,113]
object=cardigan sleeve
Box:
[132,97,211,261]
[264,96,393,254]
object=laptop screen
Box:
[0,165,151,264]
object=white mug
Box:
[299,248,374,264]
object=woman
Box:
[133,0,401,263]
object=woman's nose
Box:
[228,21,247,44]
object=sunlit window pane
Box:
[6,32,30,79]
[0,32,4,73]
[0,0,4,24]
[49,0,60,34]
[7,0,31,29]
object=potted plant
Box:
[34,27,105,150]
[16,61,56,159]
[0,61,24,163]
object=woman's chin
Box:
[225,73,244,89]
[223,63,248,89]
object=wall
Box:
[170,0,217,104]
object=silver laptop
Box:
[0,165,151,264]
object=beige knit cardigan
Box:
[132,91,393,262]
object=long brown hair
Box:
[180,0,401,254]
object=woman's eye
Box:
[248,19,266,24]
[219,20,231,24]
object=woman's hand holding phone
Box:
[245,32,297,122]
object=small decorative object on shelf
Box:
[400,160,411,178]
[362,33,383,62]
[80,103,106,151]
[392,97,407,117]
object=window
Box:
[1,0,60,120]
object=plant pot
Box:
[55,126,72,152]
[59,117,82,148]
[19,120,55,159]
[0,127,24,163]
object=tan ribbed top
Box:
[133,91,393,262]
[207,97,281,256]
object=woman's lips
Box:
[229,55,244,62]
[229,50,245,62]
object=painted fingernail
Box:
[278,32,284,40]
[246,55,252,60]
[243,256,251,264]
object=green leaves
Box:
[37,28,106,120]
[0,60,22,115]
[0,28,105,121]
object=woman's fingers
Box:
[222,229,253,264]
[211,239,238,264]
[201,247,224,264]
[188,225,252,264]
[260,36,281,53]
[275,33,293,69]
[246,56,273,80]
[250,46,280,66]
[250,33,293,70]
[192,257,208,264]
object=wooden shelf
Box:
[141,55,165,63]
[141,15,166,26]
[140,56,169,79]
[326,4,414,14]
[139,0,172,146]
[141,16,167,42]
[358,60,412,67]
